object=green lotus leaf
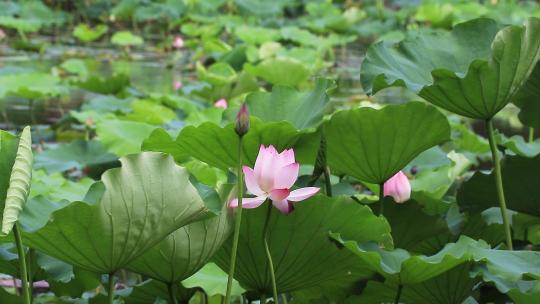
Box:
[21,152,210,274]
[127,186,233,284]
[73,23,108,42]
[2,126,32,235]
[111,31,144,46]
[213,195,391,294]
[350,264,478,304]
[144,118,316,171]
[122,279,194,304]
[182,263,244,297]
[0,72,64,99]
[74,74,130,95]
[382,198,450,253]
[361,18,540,119]
[513,63,540,129]
[325,102,450,184]
[245,57,310,87]
[197,62,238,86]
[96,120,157,156]
[331,234,488,285]
[34,140,117,174]
[245,78,335,129]
[458,154,540,216]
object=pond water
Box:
[0,39,368,127]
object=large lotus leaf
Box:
[349,264,478,304]
[182,263,245,297]
[325,102,450,184]
[0,72,64,98]
[513,63,540,129]
[361,18,540,119]
[122,279,193,304]
[34,140,117,173]
[96,120,157,156]
[382,198,450,253]
[458,154,540,216]
[21,152,210,273]
[245,78,335,129]
[144,118,317,171]
[332,235,488,285]
[74,74,130,95]
[127,188,233,284]
[213,195,391,294]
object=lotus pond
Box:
[1,0,540,303]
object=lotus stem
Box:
[529,127,534,143]
[394,284,403,304]
[260,294,266,303]
[379,182,385,216]
[225,136,244,303]
[323,166,332,197]
[262,201,279,304]
[486,119,513,250]
[107,273,115,304]
[13,224,31,304]
[282,293,288,304]
[167,282,178,304]
[27,248,34,301]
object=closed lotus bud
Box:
[235,103,250,137]
[383,171,411,203]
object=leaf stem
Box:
[379,182,385,216]
[486,119,513,250]
[225,136,244,303]
[167,282,178,304]
[13,224,31,304]
[529,127,535,143]
[263,202,278,303]
[394,284,403,304]
[323,166,332,197]
[260,294,266,303]
[107,273,115,304]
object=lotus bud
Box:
[173,36,184,49]
[214,98,228,109]
[235,103,250,137]
[383,171,411,203]
[173,80,182,91]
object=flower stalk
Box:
[167,282,178,304]
[486,119,513,250]
[225,104,250,303]
[262,201,279,303]
[107,273,115,304]
[13,223,31,304]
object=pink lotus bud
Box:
[173,36,184,49]
[235,103,250,137]
[173,80,182,90]
[214,98,228,109]
[383,171,411,203]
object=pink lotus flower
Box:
[214,98,228,109]
[383,171,411,203]
[230,145,319,214]
[173,36,184,49]
[173,80,182,90]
